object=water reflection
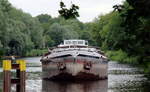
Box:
[1,57,150,92]
[42,80,108,92]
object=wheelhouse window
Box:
[73,41,77,45]
[65,41,71,44]
[62,40,88,46]
[78,41,83,45]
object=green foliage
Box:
[0,61,1,67]
[147,63,150,74]
[25,49,47,57]
[0,0,11,13]
[0,0,93,57]
[47,23,79,45]
[106,50,127,62]
[91,1,149,59]
[36,14,52,23]
[90,0,150,73]
[0,0,44,56]
[58,1,79,19]
[44,35,54,47]
[106,50,139,64]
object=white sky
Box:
[8,0,124,23]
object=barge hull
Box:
[42,57,108,80]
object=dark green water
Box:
[0,57,149,92]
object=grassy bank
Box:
[106,49,150,74]
[25,49,48,57]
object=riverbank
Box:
[106,50,150,75]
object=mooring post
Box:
[16,60,26,92]
[3,59,26,92]
[16,68,20,92]
[3,60,11,92]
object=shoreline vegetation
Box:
[25,49,47,57]
[0,48,47,66]
[106,50,150,75]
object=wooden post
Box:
[16,69,20,92]
[16,60,26,92]
[3,60,11,92]
[3,59,26,92]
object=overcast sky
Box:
[8,0,123,22]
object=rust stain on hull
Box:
[44,72,107,81]
[42,61,108,81]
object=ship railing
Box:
[52,48,97,53]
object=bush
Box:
[143,61,150,74]
[106,49,139,64]
[0,50,4,67]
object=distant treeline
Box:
[0,0,96,57]
[0,0,149,72]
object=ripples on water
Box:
[108,62,149,92]
[0,57,149,92]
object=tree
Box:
[62,25,79,39]
[58,1,79,19]
[36,14,52,23]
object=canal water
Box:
[0,57,149,92]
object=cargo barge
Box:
[40,40,108,80]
